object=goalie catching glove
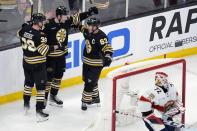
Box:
[163,100,185,119]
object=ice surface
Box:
[0,55,197,131]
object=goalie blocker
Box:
[138,72,185,131]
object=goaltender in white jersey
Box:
[116,70,185,130]
[138,72,185,131]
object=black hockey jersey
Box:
[19,25,52,64]
[43,12,91,57]
[80,25,113,67]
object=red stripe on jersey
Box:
[139,96,165,112]
[152,104,165,112]
[139,96,152,103]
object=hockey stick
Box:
[113,53,133,62]
[89,0,109,9]
[115,110,190,129]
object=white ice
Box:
[0,55,197,131]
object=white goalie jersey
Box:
[116,71,185,127]
[138,83,180,116]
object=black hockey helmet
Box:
[56,6,68,16]
[86,17,101,26]
[32,13,46,24]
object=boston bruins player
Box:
[79,17,113,110]
[18,13,60,122]
[43,6,98,107]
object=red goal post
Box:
[110,59,186,131]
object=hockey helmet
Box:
[32,13,46,24]
[56,6,68,16]
[155,72,169,88]
[87,17,100,26]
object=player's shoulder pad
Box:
[45,18,55,25]
[143,89,156,101]
[97,30,108,39]
[168,83,177,93]
[98,29,107,36]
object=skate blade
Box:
[87,103,101,108]
[49,102,63,107]
[36,116,49,123]
[24,108,30,115]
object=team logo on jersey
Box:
[85,40,92,53]
[148,93,155,100]
[56,28,66,43]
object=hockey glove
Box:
[58,42,65,51]
[164,100,185,118]
[88,6,99,15]
[103,54,112,67]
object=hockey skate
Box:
[81,100,100,111]
[81,102,88,111]
[49,95,63,107]
[24,103,30,115]
[92,97,101,107]
[36,109,49,122]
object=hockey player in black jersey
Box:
[43,6,98,107]
[79,17,113,110]
[18,13,61,122]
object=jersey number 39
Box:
[21,37,36,52]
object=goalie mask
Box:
[155,72,169,89]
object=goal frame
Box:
[111,59,186,131]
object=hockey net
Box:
[85,58,186,131]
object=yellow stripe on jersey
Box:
[83,57,103,66]
[48,45,68,57]
[48,50,68,57]
[37,43,49,56]
[24,56,46,64]
[102,44,113,53]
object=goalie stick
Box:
[89,0,109,9]
[115,110,189,129]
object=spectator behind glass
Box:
[153,0,178,7]
[68,0,82,14]
[17,0,31,22]
[41,0,68,19]
[0,0,31,46]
